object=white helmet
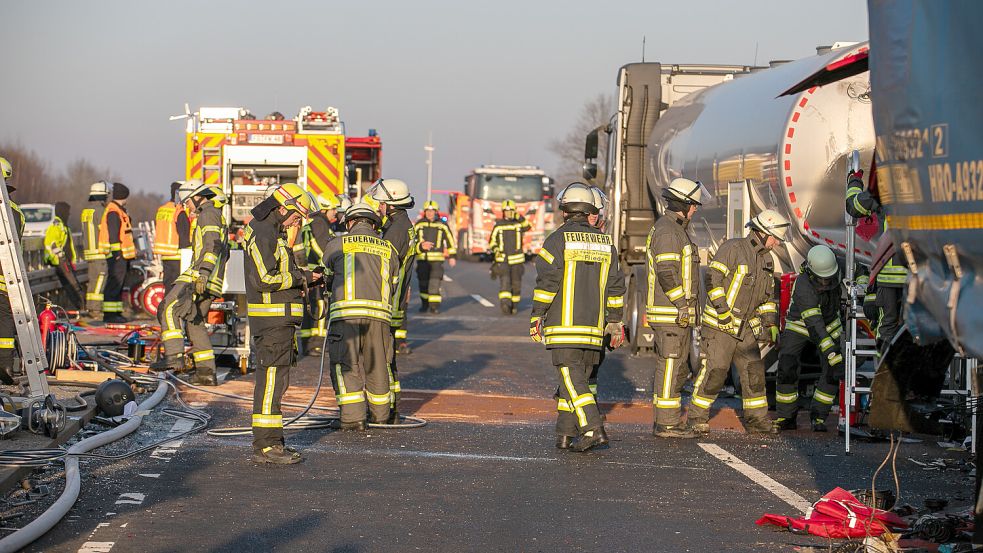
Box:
[557,182,599,215]
[806,245,838,278]
[663,177,706,205]
[747,209,791,240]
[178,179,203,203]
[368,178,414,208]
[89,181,110,197]
[336,194,352,214]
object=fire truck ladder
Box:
[0,176,64,437]
[202,145,222,184]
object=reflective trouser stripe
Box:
[499,291,512,299]
[775,391,798,404]
[813,389,836,405]
[394,329,407,340]
[0,338,13,349]
[743,396,768,410]
[690,358,714,409]
[103,301,123,313]
[560,366,589,428]
[192,350,214,362]
[428,295,442,303]
[252,414,283,428]
[367,391,392,405]
[654,357,680,409]
[337,392,366,405]
[588,383,598,395]
[557,399,574,412]
[262,367,277,414]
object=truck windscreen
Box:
[479,175,543,202]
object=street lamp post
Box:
[425,132,434,202]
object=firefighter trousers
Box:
[552,348,603,437]
[688,328,769,425]
[875,285,904,354]
[251,322,298,450]
[328,319,393,423]
[161,259,181,296]
[498,263,523,311]
[388,325,402,411]
[416,260,444,308]
[0,293,15,384]
[652,325,693,427]
[158,282,216,373]
[85,258,107,316]
[775,330,840,421]
[103,255,128,317]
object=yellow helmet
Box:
[362,193,381,212]
[423,200,439,211]
[0,157,10,180]
[272,183,315,218]
[317,193,341,211]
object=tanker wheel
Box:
[141,280,166,317]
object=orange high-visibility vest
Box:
[98,201,136,260]
[153,201,183,259]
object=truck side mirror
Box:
[585,129,599,160]
[583,162,598,181]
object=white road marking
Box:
[139,473,160,478]
[78,543,114,553]
[470,294,494,307]
[443,275,453,282]
[115,492,145,505]
[151,418,196,460]
[698,443,811,513]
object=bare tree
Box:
[548,93,615,186]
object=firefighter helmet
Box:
[663,177,706,205]
[89,181,110,197]
[747,209,791,240]
[272,183,315,217]
[368,178,414,208]
[423,200,439,211]
[557,182,600,215]
[346,202,382,227]
[502,199,517,211]
[589,186,608,211]
[336,194,352,214]
[317,193,341,211]
[177,179,203,202]
[0,157,11,180]
[806,245,839,278]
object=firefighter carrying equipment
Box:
[646,210,699,428]
[323,220,400,424]
[775,264,845,426]
[691,233,779,429]
[556,182,599,215]
[369,178,415,209]
[532,215,625,440]
[747,209,791,241]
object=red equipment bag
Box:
[756,487,907,539]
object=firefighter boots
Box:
[556,435,574,450]
[773,417,798,432]
[340,420,367,432]
[744,417,778,434]
[653,424,696,439]
[570,427,609,452]
[191,370,218,387]
[687,421,710,435]
[253,445,302,465]
[812,418,828,432]
[150,354,184,372]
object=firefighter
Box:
[154,181,192,294]
[334,194,352,234]
[98,183,136,324]
[298,193,342,355]
[586,185,609,399]
[81,182,110,318]
[646,178,707,439]
[368,178,416,423]
[688,209,789,435]
[323,203,399,430]
[531,182,626,452]
[151,183,230,386]
[0,157,24,384]
[774,245,845,432]
[413,200,457,314]
[244,183,317,464]
[490,200,531,315]
[43,202,85,310]
[845,169,906,354]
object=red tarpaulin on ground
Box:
[757,487,908,539]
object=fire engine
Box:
[345,131,383,199]
[184,106,347,229]
[449,165,555,258]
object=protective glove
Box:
[194,271,210,295]
[768,325,780,345]
[530,317,543,343]
[675,309,690,328]
[717,311,735,333]
[605,322,626,349]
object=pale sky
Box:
[1,1,868,201]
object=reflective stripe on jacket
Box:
[153,201,184,258]
[490,216,530,264]
[645,213,699,326]
[176,199,229,296]
[324,222,399,323]
[244,214,305,325]
[81,205,109,260]
[381,209,416,328]
[43,216,76,266]
[784,272,843,359]
[414,218,457,261]
[702,235,778,340]
[98,201,136,259]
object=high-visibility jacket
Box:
[80,204,109,260]
[531,217,626,349]
[645,212,699,327]
[323,222,399,324]
[381,209,417,329]
[43,216,77,266]
[175,199,229,296]
[304,212,336,266]
[490,216,531,265]
[784,271,844,364]
[153,201,188,260]
[99,201,136,260]
[702,234,778,340]
[0,202,25,293]
[413,218,456,261]
[244,214,307,322]
[846,176,907,289]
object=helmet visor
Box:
[668,179,712,206]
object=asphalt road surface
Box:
[22,260,974,552]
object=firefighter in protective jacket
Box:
[324,203,399,430]
[0,157,24,384]
[845,169,906,354]
[490,199,531,315]
[81,181,110,318]
[99,183,136,323]
[646,178,707,439]
[531,183,626,452]
[414,200,457,314]
[688,209,789,434]
[298,193,343,355]
[152,183,230,386]
[244,184,318,464]
[774,245,845,433]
